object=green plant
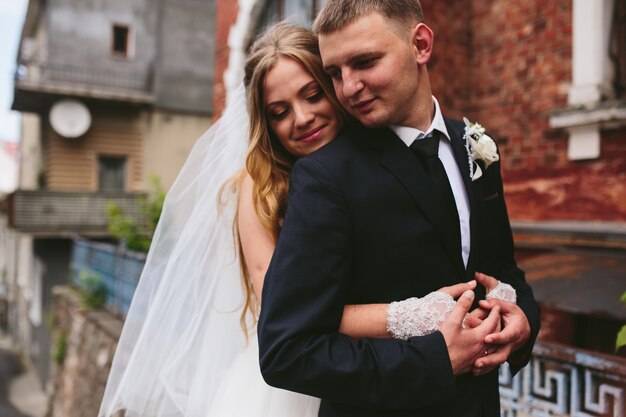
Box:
[54,331,67,365]
[44,309,55,331]
[616,292,626,352]
[107,175,165,252]
[37,171,47,189]
[77,270,107,310]
[142,175,166,232]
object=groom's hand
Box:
[471,299,531,376]
[439,290,501,376]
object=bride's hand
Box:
[476,272,517,303]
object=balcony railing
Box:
[7,190,146,235]
[500,341,626,417]
[16,61,154,93]
[70,238,145,316]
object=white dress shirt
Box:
[390,96,471,268]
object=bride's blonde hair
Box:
[236,23,347,334]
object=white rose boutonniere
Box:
[463,117,500,181]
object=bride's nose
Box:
[294,103,315,127]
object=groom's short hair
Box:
[313,0,424,35]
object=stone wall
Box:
[48,286,122,417]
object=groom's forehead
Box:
[318,14,401,64]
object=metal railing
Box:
[500,342,626,417]
[16,61,153,93]
[70,238,145,316]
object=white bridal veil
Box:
[99,85,251,417]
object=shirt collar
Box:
[390,96,450,147]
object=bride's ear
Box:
[412,23,433,65]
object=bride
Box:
[98,23,514,417]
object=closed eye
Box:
[354,57,376,69]
[325,68,341,80]
[305,89,324,103]
[268,108,288,121]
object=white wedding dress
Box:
[206,335,320,417]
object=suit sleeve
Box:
[482,158,541,375]
[258,156,455,409]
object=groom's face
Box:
[319,12,422,128]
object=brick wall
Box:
[422,1,473,119]
[465,0,626,221]
[467,0,572,172]
[213,0,240,117]
[423,0,626,222]
[212,0,626,221]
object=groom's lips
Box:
[351,98,376,113]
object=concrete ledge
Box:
[549,100,626,130]
[512,220,626,250]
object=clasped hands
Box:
[438,273,531,377]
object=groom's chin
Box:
[351,113,387,129]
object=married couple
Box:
[99,1,540,417]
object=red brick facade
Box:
[213,0,240,117]
[213,0,626,222]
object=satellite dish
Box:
[49,99,92,138]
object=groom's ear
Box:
[412,23,434,65]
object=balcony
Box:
[7,190,146,235]
[13,61,155,112]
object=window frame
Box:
[111,24,133,58]
[98,155,127,192]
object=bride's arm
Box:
[238,174,513,339]
[338,282,475,339]
[237,174,276,299]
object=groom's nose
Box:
[341,71,364,99]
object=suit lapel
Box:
[371,128,465,275]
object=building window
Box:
[112,24,130,57]
[259,0,324,29]
[98,156,126,191]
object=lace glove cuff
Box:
[486,281,516,303]
[387,282,517,340]
[387,292,455,340]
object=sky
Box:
[0,0,28,143]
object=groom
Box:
[258,1,540,416]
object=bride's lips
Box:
[298,125,326,143]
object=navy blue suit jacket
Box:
[258,119,540,417]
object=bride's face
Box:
[263,57,341,158]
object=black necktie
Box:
[410,132,460,223]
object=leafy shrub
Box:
[616,292,626,352]
[77,270,107,310]
[107,175,165,252]
[54,331,67,365]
